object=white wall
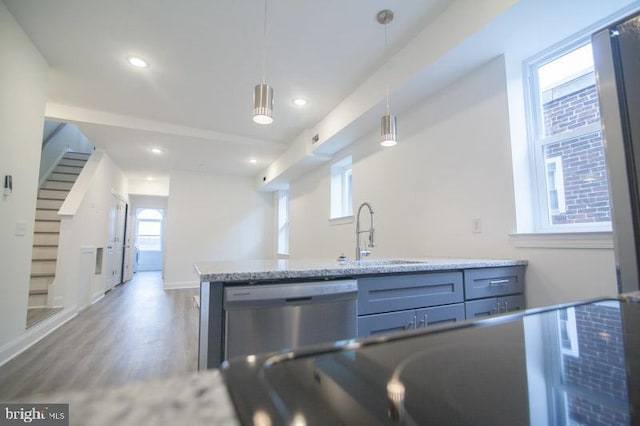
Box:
[164,170,275,288]
[128,176,169,197]
[0,2,48,353]
[39,123,94,185]
[289,57,618,308]
[54,150,129,310]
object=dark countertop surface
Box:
[222,296,640,425]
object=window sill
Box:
[329,216,354,226]
[509,231,613,249]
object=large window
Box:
[330,156,353,219]
[527,40,611,232]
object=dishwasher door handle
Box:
[285,296,312,303]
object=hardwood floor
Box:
[26,307,63,328]
[0,271,199,401]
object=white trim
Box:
[329,215,354,226]
[164,281,199,290]
[510,232,613,249]
[0,308,77,368]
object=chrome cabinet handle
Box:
[489,279,510,286]
[503,301,509,312]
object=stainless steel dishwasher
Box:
[223,280,358,361]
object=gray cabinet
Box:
[465,295,525,319]
[358,303,465,337]
[464,266,525,300]
[358,272,463,315]
[357,272,464,338]
[464,266,526,319]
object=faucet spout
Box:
[356,202,375,261]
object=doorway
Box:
[134,208,164,272]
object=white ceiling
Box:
[3,0,452,179]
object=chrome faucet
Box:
[356,202,375,260]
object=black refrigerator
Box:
[593,12,640,294]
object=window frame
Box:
[524,36,612,233]
[330,156,353,220]
[277,190,290,256]
[135,209,163,252]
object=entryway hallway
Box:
[0,272,198,401]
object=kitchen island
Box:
[195,258,528,369]
[19,293,640,425]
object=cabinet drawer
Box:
[416,303,465,327]
[358,303,466,338]
[465,294,526,320]
[357,310,416,338]
[464,266,525,300]
[358,272,463,315]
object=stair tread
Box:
[34,219,61,223]
[29,289,48,295]
[32,258,57,261]
[39,188,70,192]
[33,231,59,234]
[30,273,54,278]
[33,244,59,247]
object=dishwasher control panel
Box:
[224,280,358,304]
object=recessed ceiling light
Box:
[151,148,163,154]
[127,56,148,68]
[292,98,307,106]
[146,176,154,181]
[249,158,257,164]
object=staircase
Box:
[28,152,91,310]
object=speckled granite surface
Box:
[19,370,238,426]
[194,257,528,283]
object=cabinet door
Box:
[465,298,499,319]
[416,303,465,328]
[464,266,525,300]
[358,272,463,315]
[498,294,526,313]
[357,310,417,338]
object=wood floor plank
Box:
[0,271,199,401]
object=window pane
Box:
[138,236,161,251]
[137,209,163,220]
[138,221,161,236]
[538,44,600,138]
[542,131,611,225]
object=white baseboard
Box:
[164,281,199,290]
[0,307,78,368]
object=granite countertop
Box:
[194,257,528,283]
[19,370,239,426]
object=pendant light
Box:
[253,0,274,124]
[378,10,397,147]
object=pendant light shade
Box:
[253,0,274,125]
[253,83,273,124]
[380,114,397,147]
[377,10,396,147]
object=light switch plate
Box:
[15,221,26,236]
[472,217,482,234]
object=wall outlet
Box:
[472,217,482,233]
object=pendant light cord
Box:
[262,0,268,84]
[384,21,390,115]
